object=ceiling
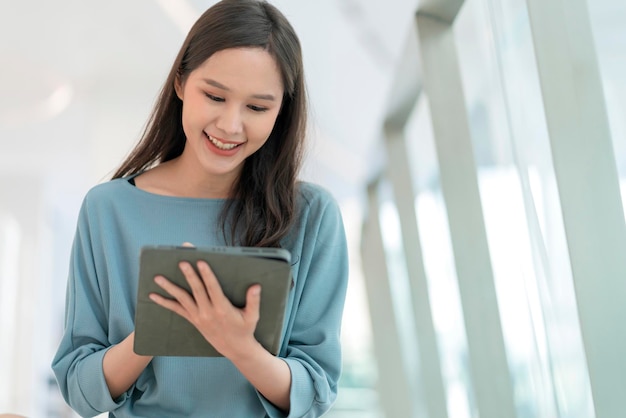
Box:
[0,0,418,201]
[0,0,623,201]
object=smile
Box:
[206,133,242,150]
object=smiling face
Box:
[174,47,285,189]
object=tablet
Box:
[134,245,292,357]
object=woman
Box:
[51,1,349,417]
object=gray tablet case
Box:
[134,245,292,357]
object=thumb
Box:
[244,285,262,324]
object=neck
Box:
[133,156,241,199]
[176,159,239,198]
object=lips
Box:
[205,132,243,150]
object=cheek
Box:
[180,98,209,135]
[259,112,281,139]
[180,101,196,128]
[247,117,278,146]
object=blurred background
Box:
[1,0,625,417]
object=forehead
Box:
[190,47,284,96]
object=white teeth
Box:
[207,134,239,150]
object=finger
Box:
[181,242,195,247]
[154,276,198,313]
[178,262,211,307]
[196,261,227,304]
[154,276,195,307]
[149,292,191,322]
[243,285,261,325]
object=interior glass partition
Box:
[330,199,382,418]
[587,0,626,213]
[404,96,474,418]
[453,0,595,416]
[0,215,21,411]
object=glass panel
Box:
[0,214,21,410]
[588,0,626,216]
[329,199,382,418]
[377,179,424,416]
[406,96,474,418]
[454,0,594,416]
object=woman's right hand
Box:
[149,260,262,359]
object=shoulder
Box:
[285,182,348,270]
[80,177,135,214]
[71,178,134,237]
[292,181,345,241]
[296,181,340,213]
[84,177,132,200]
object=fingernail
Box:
[154,276,164,285]
[252,286,261,295]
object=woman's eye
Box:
[248,105,268,112]
[205,93,224,102]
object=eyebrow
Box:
[203,78,277,101]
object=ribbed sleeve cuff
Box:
[74,347,128,415]
[259,358,315,418]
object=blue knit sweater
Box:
[51,177,349,418]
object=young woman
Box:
[51,1,349,417]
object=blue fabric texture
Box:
[51,177,349,418]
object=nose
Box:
[215,104,243,135]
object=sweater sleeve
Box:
[260,195,349,418]
[51,197,129,416]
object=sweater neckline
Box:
[121,174,229,204]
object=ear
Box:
[174,73,184,100]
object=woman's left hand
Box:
[149,260,262,359]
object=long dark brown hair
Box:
[112,0,307,247]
